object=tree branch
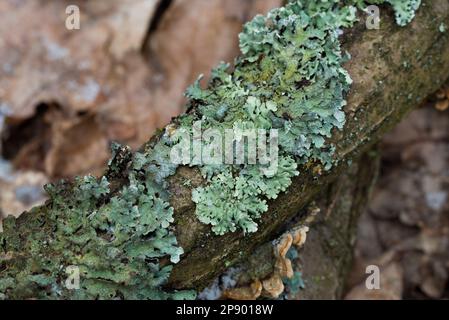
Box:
[168,0,449,289]
[1,0,449,299]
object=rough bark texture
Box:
[218,148,380,299]
[2,0,449,297]
[167,0,449,289]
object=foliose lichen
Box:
[0,0,421,299]
[183,0,421,235]
[0,143,195,300]
[364,0,421,26]
[184,1,356,235]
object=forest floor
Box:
[345,89,449,299]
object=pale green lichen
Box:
[0,0,421,299]
[185,0,421,235]
[183,1,357,235]
[0,143,195,300]
[364,0,421,26]
[192,157,298,235]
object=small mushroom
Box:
[223,226,310,300]
[276,233,293,258]
[292,226,309,248]
[275,254,294,278]
[262,273,285,298]
[435,99,449,111]
[223,279,262,300]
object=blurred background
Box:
[0,0,448,299]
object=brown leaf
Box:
[345,262,403,300]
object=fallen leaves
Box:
[0,0,282,179]
[346,258,403,300]
[348,103,449,299]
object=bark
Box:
[2,0,449,298]
[167,0,449,289]
[219,148,380,299]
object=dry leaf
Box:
[0,0,281,178]
[345,262,403,300]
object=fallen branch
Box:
[168,0,449,289]
[1,0,449,299]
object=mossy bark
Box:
[167,0,449,290]
[223,148,380,299]
[2,0,449,298]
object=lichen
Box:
[0,143,195,300]
[192,157,298,235]
[181,1,357,234]
[0,0,421,299]
[365,0,421,26]
[180,0,420,235]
